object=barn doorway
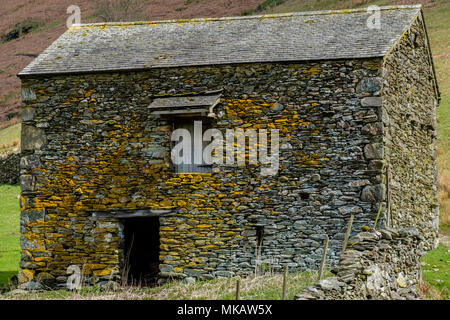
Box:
[122,217,160,286]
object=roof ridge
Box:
[70,4,422,29]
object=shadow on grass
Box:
[0,271,17,286]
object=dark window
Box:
[300,193,310,200]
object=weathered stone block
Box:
[159,272,184,279]
[21,88,36,102]
[35,272,55,287]
[364,143,383,159]
[22,107,35,122]
[368,160,384,171]
[348,179,370,187]
[359,77,382,93]
[361,97,382,107]
[18,269,34,284]
[20,174,36,192]
[21,124,46,151]
[21,209,45,224]
[20,154,42,170]
[213,270,234,277]
[338,206,363,215]
[159,264,174,273]
[361,184,385,202]
[18,281,43,291]
[316,278,345,291]
[362,122,382,136]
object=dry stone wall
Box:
[0,152,20,184]
[295,227,425,300]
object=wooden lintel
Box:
[92,209,172,219]
[150,108,207,115]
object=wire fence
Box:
[227,214,356,299]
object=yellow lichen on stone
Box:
[18,269,34,284]
[304,67,321,75]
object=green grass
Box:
[0,123,20,155]
[0,185,21,286]
[420,244,450,300]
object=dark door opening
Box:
[123,217,160,286]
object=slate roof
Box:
[18,5,422,77]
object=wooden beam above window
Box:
[91,209,172,219]
[148,94,221,117]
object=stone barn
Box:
[17,5,440,287]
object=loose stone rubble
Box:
[295,227,425,300]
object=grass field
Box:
[0,185,20,286]
[420,244,450,300]
[0,123,20,155]
[2,271,320,300]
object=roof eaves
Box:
[17,56,385,78]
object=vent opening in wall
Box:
[300,193,310,200]
[256,226,264,254]
[122,217,160,286]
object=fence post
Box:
[318,236,329,281]
[341,214,354,254]
[373,163,387,229]
[281,265,288,300]
[235,278,241,300]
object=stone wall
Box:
[19,58,389,286]
[0,152,20,184]
[295,227,425,300]
[381,13,439,249]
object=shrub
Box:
[1,20,43,43]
